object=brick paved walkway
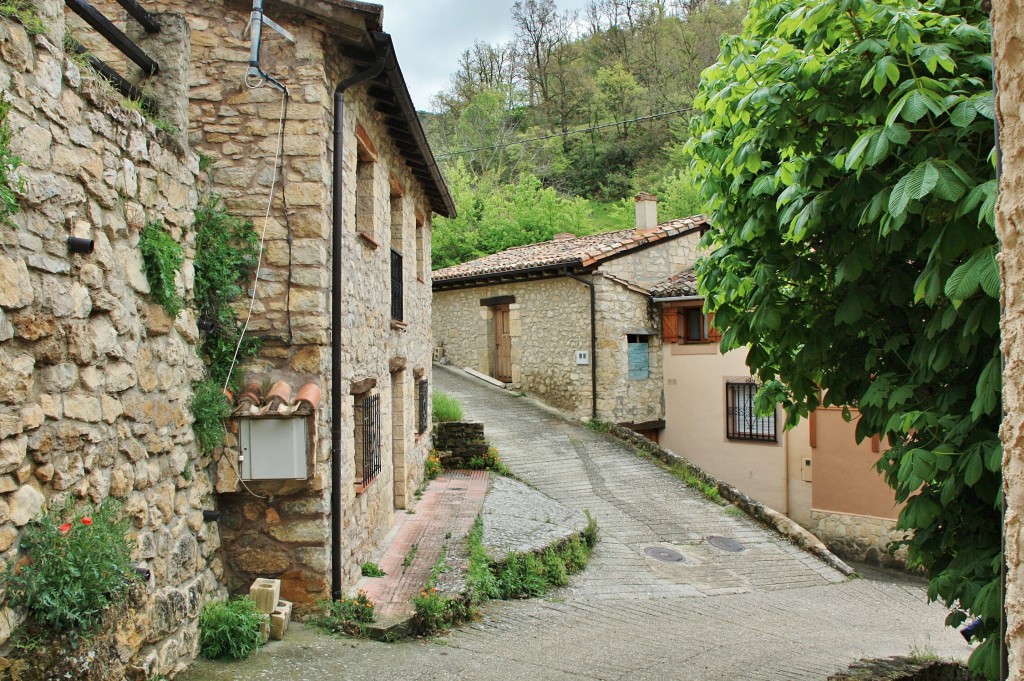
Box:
[355,470,488,622]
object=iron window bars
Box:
[416,379,428,435]
[726,380,777,442]
[391,248,403,322]
[354,393,381,487]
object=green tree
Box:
[689,0,999,676]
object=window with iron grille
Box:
[416,379,428,435]
[354,393,381,488]
[391,248,404,322]
[726,381,777,442]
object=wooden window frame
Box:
[662,301,719,345]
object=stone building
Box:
[654,270,905,567]
[994,1,1024,674]
[433,195,706,434]
[0,0,451,675]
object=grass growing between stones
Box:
[0,96,22,228]
[432,391,463,422]
[407,513,599,638]
[0,0,45,35]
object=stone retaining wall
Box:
[0,4,218,677]
[810,510,909,569]
[434,421,489,467]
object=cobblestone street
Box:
[183,366,973,680]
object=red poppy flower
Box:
[81,517,92,526]
[59,523,71,534]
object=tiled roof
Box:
[231,380,322,417]
[649,268,699,298]
[432,215,708,283]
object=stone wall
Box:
[994,0,1024,673]
[434,274,665,424]
[96,0,438,610]
[0,5,217,677]
[434,278,593,418]
[598,229,701,288]
[592,274,663,425]
[434,421,488,466]
[809,510,908,569]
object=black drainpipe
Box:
[331,34,390,601]
[567,271,597,420]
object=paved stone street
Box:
[183,366,973,680]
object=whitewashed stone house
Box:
[433,196,706,439]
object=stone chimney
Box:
[634,192,658,232]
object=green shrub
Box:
[193,195,260,391]
[0,0,45,35]
[0,96,22,227]
[432,391,463,423]
[309,591,375,637]
[465,516,499,602]
[198,597,266,660]
[139,220,184,319]
[191,379,232,453]
[361,562,386,578]
[2,499,138,640]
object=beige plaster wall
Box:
[661,345,801,514]
[994,0,1024,672]
[811,408,900,520]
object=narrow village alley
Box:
[183,366,972,680]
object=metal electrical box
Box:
[239,417,308,480]
[575,350,590,365]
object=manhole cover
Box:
[644,546,686,563]
[706,535,745,552]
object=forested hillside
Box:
[423,0,747,269]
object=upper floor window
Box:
[355,124,378,243]
[662,302,718,344]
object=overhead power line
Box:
[434,106,695,159]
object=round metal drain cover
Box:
[706,535,745,553]
[644,546,686,563]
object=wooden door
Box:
[493,304,512,382]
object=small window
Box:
[627,334,649,380]
[726,381,777,442]
[391,248,404,322]
[354,392,381,489]
[416,378,428,435]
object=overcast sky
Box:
[379,0,591,112]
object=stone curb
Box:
[605,424,856,578]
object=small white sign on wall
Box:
[575,350,590,365]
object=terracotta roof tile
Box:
[232,379,322,417]
[649,268,699,298]
[432,215,709,283]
